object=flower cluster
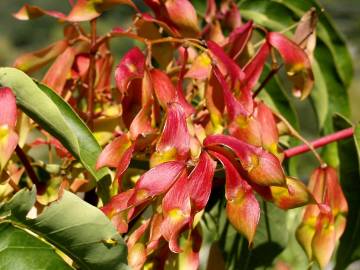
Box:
[297,166,348,269]
[10,0,348,269]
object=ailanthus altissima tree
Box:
[0,0,358,269]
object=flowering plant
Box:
[0,1,358,270]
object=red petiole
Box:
[284,127,354,158]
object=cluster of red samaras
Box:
[10,0,348,269]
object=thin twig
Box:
[253,64,281,98]
[273,110,326,166]
[15,145,44,192]
[96,31,208,53]
[86,19,97,130]
[8,179,20,192]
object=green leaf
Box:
[0,67,111,200]
[239,0,294,31]
[201,198,287,270]
[0,187,128,270]
[333,114,360,270]
[0,223,74,270]
[310,60,328,128]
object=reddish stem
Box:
[284,127,354,158]
[15,145,45,194]
[253,64,281,98]
[87,19,97,130]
